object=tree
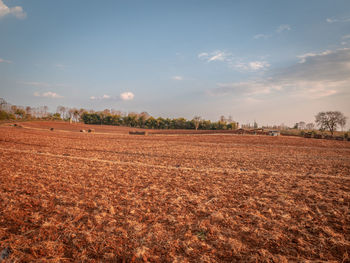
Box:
[192,116,201,130]
[306,123,315,130]
[298,121,306,130]
[315,111,347,135]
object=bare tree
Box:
[315,111,347,135]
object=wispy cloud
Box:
[0,58,12,63]
[276,24,291,33]
[233,61,270,71]
[19,81,70,88]
[172,76,183,81]
[34,91,63,98]
[297,50,332,63]
[254,24,291,40]
[55,64,69,70]
[90,94,112,100]
[253,34,270,39]
[199,50,270,72]
[210,48,350,100]
[90,92,135,101]
[0,0,26,19]
[326,17,350,23]
[198,50,231,62]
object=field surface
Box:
[0,121,349,262]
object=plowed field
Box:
[0,122,349,262]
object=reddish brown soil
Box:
[0,121,349,262]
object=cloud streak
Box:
[0,0,26,19]
[19,81,70,88]
[0,58,12,63]
[34,91,63,98]
[326,17,350,23]
[276,24,291,33]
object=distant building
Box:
[269,130,280,136]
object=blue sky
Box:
[1,0,349,127]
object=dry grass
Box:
[0,121,349,262]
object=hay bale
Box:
[88,129,95,133]
[129,131,148,135]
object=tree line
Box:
[0,98,347,134]
[81,111,239,130]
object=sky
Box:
[0,0,350,127]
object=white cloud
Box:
[253,34,270,39]
[34,91,63,98]
[0,58,12,63]
[120,92,134,101]
[276,24,291,33]
[0,0,26,19]
[172,76,183,80]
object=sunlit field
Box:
[0,122,349,262]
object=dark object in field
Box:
[50,128,54,131]
[304,132,312,138]
[335,136,344,141]
[88,129,95,133]
[324,135,333,140]
[313,134,322,139]
[0,247,11,261]
[129,131,148,135]
[80,129,86,133]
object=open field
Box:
[0,121,349,262]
